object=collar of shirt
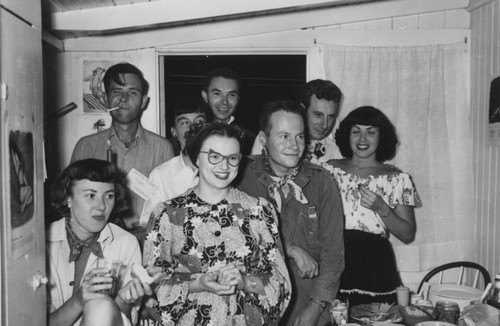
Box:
[179,154,198,174]
[248,155,313,190]
[48,218,114,246]
[108,124,148,149]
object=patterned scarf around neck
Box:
[65,217,103,262]
[261,148,308,212]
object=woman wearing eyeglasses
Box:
[142,122,291,326]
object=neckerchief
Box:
[65,217,104,262]
[310,140,326,160]
[262,149,308,212]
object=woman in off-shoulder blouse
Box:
[143,123,290,326]
[324,106,421,306]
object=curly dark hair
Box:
[50,159,129,220]
[184,122,242,167]
[300,79,342,108]
[335,106,398,162]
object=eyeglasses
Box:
[199,149,242,167]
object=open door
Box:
[0,1,46,325]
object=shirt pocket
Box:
[294,211,320,247]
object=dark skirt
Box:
[339,229,400,306]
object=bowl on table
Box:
[415,322,455,326]
[427,284,482,311]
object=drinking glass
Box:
[96,258,122,295]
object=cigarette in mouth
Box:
[107,107,121,112]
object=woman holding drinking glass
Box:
[323,106,421,306]
[46,159,152,326]
[143,123,291,326]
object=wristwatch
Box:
[310,298,328,309]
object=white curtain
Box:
[321,42,474,273]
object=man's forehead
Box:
[208,76,239,91]
[307,95,338,114]
[111,73,142,89]
[269,111,304,132]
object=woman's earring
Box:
[67,201,72,208]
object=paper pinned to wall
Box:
[488,76,500,146]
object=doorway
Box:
[160,54,307,138]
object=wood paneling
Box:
[1,3,46,325]
[1,0,41,26]
[470,0,500,278]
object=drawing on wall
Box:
[82,60,124,113]
[9,130,35,258]
[488,76,500,145]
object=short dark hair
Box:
[335,106,398,162]
[300,79,342,109]
[50,159,129,219]
[185,122,242,167]
[260,99,306,136]
[103,63,149,96]
[203,67,241,92]
[173,96,206,118]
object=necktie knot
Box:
[311,140,326,159]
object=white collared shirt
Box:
[46,219,141,325]
[139,154,199,225]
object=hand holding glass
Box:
[96,258,122,295]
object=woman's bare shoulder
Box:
[380,163,403,175]
[326,158,350,169]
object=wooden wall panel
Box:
[445,9,470,29]
[392,15,419,29]
[470,0,500,278]
[419,12,446,29]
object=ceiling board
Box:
[48,0,378,31]
[40,0,469,43]
[43,0,151,13]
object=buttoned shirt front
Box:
[46,219,142,325]
[238,155,345,305]
[71,125,174,224]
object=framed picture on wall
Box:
[82,59,130,114]
[7,130,35,259]
[488,76,500,145]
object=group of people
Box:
[46,62,420,326]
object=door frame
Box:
[157,47,312,137]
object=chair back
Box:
[417,261,491,304]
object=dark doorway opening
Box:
[162,54,307,138]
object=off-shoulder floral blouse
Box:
[322,165,421,237]
[143,188,291,326]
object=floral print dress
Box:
[322,164,421,304]
[323,165,421,236]
[143,188,291,326]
